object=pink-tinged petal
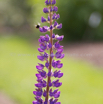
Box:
[55,102,61,104]
[37,55,44,61]
[57,48,63,53]
[38,48,44,52]
[56,35,64,41]
[57,23,62,29]
[60,54,65,59]
[36,65,43,70]
[54,91,60,98]
[39,27,43,32]
[58,73,63,78]
[57,63,63,68]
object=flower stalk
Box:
[33,0,64,104]
[46,0,53,102]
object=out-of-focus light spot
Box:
[89,12,102,28]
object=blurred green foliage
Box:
[57,0,103,41]
[0,36,103,104]
[0,0,103,41]
[0,0,32,27]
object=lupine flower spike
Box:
[33,0,64,104]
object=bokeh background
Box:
[0,0,103,104]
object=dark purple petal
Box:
[36,63,44,70]
[55,52,61,58]
[50,25,53,30]
[48,42,52,48]
[54,70,58,77]
[40,43,47,50]
[53,99,58,103]
[60,53,65,59]
[39,36,45,42]
[57,63,63,68]
[45,34,50,42]
[49,80,52,87]
[45,0,50,5]
[56,14,60,19]
[52,33,55,38]
[52,13,56,19]
[48,71,51,77]
[45,62,49,68]
[50,7,52,12]
[54,82,62,87]
[42,81,47,87]
[52,60,56,68]
[33,90,42,97]
[54,91,60,98]
[52,0,56,5]
[54,42,60,49]
[57,48,63,53]
[44,52,48,59]
[43,7,49,13]
[40,70,46,77]
[41,16,47,23]
[44,100,47,104]
[42,26,48,32]
[48,16,50,21]
[37,55,44,61]
[56,35,64,41]
[43,90,47,97]
[54,21,58,27]
[35,83,42,88]
[58,73,63,78]
[36,65,43,70]
[57,23,62,29]
[53,6,58,12]
[39,27,43,32]
[36,74,43,80]
[49,91,54,97]
[38,48,44,52]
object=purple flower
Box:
[39,26,48,33]
[50,25,53,30]
[52,33,55,38]
[54,41,60,49]
[37,55,44,61]
[56,35,64,41]
[45,62,49,68]
[40,43,47,50]
[41,16,47,23]
[43,7,49,13]
[52,0,56,5]
[45,34,50,42]
[36,63,44,70]
[52,13,56,19]
[33,0,64,103]
[57,23,62,29]
[53,6,58,12]
[54,70,63,78]
[48,16,50,21]
[54,21,58,27]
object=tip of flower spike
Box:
[45,0,56,6]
